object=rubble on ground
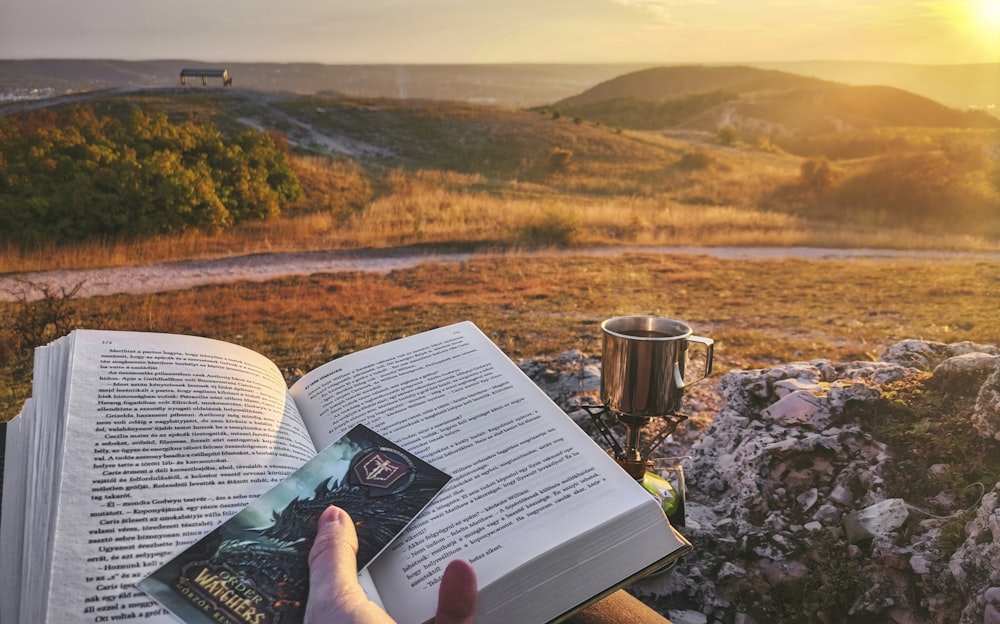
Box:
[519,340,1000,624]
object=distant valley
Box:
[0,60,649,107]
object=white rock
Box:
[986,604,1000,624]
[840,361,912,384]
[982,586,1000,604]
[973,368,1000,441]
[717,561,747,582]
[945,342,1000,357]
[829,484,856,506]
[557,349,587,365]
[796,487,819,512]
[761,390,830,429]
[843,498,910,543]
[881,340,949,369]
[932,352,1000,384]
[758,559,810,587]
[927,463,950,481]
[827,380,881,410]
[812,503,842,524]
[949,558,967,592]
[669,610,709,624]
[774,378,825,398]
[909,554,931,575]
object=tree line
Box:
[0,105,301,243]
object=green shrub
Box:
[288,156,372,220]
[0,279,83,365]
[675,150,715,170]
[771,141,1000,237]
[0,105,301,243]
[516,208,578,247]
[717,126,737,146]
[830,150,997,232]
[799,156,835,191]
[800,530,866,617]
[548,147,574,170]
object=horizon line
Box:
[2,57,999,68]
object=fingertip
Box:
[305,507,370,623]
[310,506,358,569]
[437,559,478,623]
[318,505,348,527]
[443,559,476,584]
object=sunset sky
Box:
[1,0,998,65]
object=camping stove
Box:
[590,315,714,480]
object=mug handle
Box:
[681,335,714,386]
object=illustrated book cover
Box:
[138,424,449,624]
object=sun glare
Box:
[971,0,1000,31]
[943,0,1000,58]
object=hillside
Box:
[554,66,832,106]
[2,87,797,244]
[545,65,1000,140]
[675,84,1000,136]
[0,87,712,181]
[755,60,1000,114]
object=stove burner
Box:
[580,402,687,479]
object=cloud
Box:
[610,0,717,23]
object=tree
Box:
[800,157,835,191]
[717,126,737,146]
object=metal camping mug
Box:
[600,316,714,416]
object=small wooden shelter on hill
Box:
[180,68,232,86]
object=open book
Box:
[1,321,690,624]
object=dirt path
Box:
[3,245,997,301]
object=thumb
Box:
[433,559,478,624]
[305,506,373,623]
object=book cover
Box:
[138,424,450,624]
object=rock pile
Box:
[518,340,1000,624]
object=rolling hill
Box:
[544,65,1000,139]
[755,60,1000,114]
[554,65,831,106]
[0,87,722,187]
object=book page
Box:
[290,321,669,624]
[18,336,74,624]
[1,408,28,624]
[43,331,318,624]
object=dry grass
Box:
[4,177,997,274]
[4,252,998,421]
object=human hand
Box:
[305,506,478,624]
